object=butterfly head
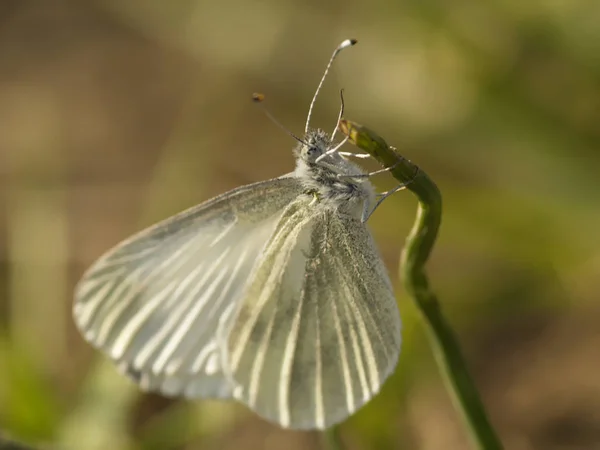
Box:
[295,129,334,164]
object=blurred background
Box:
[1,0,600,449]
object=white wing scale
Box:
[74,177,303,398]
[222,200,401,429]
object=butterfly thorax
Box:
[293,129,375,219]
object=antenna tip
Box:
[252,92,265,103]
[340,38,358,49]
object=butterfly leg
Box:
[360,165,420,222]
[337,161,400,183]
[338,151,372,159]
[315,136,349,163]
[360,182,409,222]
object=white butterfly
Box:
[73,39,401,430]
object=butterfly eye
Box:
[307,146,320,157]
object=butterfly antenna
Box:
[252,93,305,145]
[330,88,345,141]
[305,38,357,134]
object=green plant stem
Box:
[338,120,504,450]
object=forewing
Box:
[223,206,401,428]
[74,176,303,399]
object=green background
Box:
[1,0,599,449]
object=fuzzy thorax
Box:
[293,129,375,219]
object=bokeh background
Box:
[1,0,600,449]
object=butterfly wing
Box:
[222,202,401,428]
[74,176,303,398]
